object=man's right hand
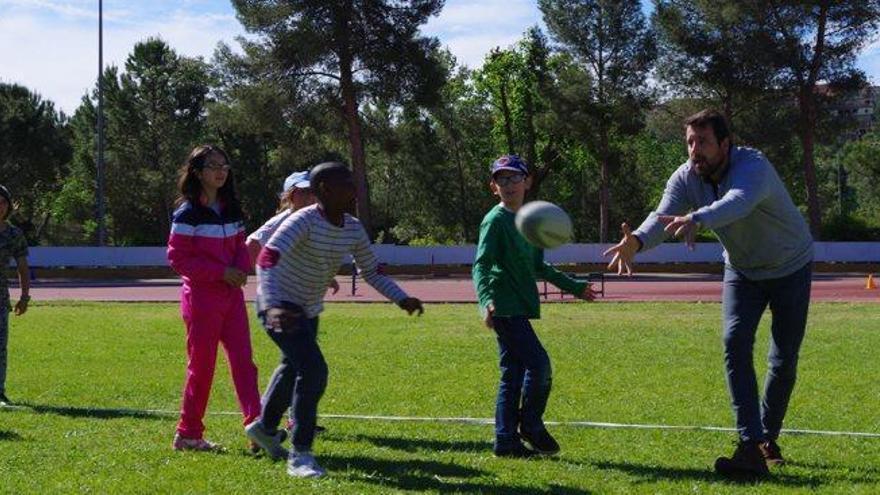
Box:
[602,223,640,276]
[223,267,247,287]
[265,307,302,333]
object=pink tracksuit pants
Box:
[177,283,261,439]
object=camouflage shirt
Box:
[0,223,28,306]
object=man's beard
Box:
[693,156,723,178]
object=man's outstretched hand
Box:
[603,223,640,276]
[658,214,698,251]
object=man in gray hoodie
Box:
[604,109,813,477]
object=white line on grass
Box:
[3,405,879,438]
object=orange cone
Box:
[866,274,877,290]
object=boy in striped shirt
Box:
[247,161,423,478]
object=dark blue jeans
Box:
[722,262,811,443]
[259,303,328,451]
[491,316,552,448]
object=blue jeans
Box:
[259,303,328,451]
[491,316,552,448]
[722,262,811,443]
[0,304,8,395]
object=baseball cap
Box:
[0,185,10,205]
[282,171,311,195]
[491,154,529,176]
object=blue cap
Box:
[282,171,310,195]
[491,154,529,176]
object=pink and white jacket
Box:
[167,200,250,288]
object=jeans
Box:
[0,304,8,395]
[721,262,812,442]
[491,316,552,448]
[259,302,328,451]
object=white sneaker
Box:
[287,451,326,478]
[172,433,222,452]
[245,421,289,460]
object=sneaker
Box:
[494,441,537,458]
[172,433,222,452]
[245,421,289,460]
[287,451,326,478]
[714,441,770,477]
[0,393,10,406]
[760,439,785,466]
[519,428,561,455]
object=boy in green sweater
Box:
[472,155,597,457]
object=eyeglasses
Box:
[203,162,231,172]
[494,174,526,186]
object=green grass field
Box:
[1,302,878,494]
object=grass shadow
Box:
[0,430,24,441]
[783,460,880,483]
[590,460,828,488]
[339,432,490,454]
[321,453,593,494]
[16,402,168,421]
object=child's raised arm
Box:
[350,225,422,315]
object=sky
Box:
[2,0,880,116]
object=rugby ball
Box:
[515,200,573,249]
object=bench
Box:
[541,272,605,299]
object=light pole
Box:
[96,0,106,246]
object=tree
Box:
[60,39,210,245]
[209,42,346,231]
[539,0,656,242]
[0,83,71,242]
[231,0,447,236]
[654,0,880,238]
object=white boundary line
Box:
[3,405,879,438]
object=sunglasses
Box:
[494,174,526,187]
[202,162,231,172]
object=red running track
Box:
[13,273,880,303]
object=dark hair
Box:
[175,144,241,217]
[684,109,731,144]
[309,161,351,191]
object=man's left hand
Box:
[657,214,699,250]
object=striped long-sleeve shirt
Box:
[256,204,408,318]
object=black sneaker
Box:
[494,441,537,458]
[0,393,10,406]
[714,441,770,477]
[519,428,560,455]
[759,439,785,466]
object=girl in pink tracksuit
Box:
[167,144,261,451]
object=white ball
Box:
[515,200,573,249]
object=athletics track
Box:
[14,273,880,303]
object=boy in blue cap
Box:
[473,155,597,457]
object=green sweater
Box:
[472,204,586,319]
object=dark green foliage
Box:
[0,83,71,242]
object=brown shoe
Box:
[714,441,770,478]
[760,439,785,466]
